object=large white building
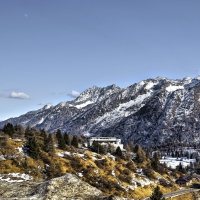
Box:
[88,137,124,150]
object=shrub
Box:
[118,174,132,184]
[150,186,165,200]
[143,167,155,179]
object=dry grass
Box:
[1,138,199,199]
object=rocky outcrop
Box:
[0,180,39,199]
[31,173,103,200]
[0,173,120,200]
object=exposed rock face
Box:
[31,173,103,200]
[0,173,110,200]
[0,180,39,199]
[2,76,200,146]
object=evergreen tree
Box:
[25,125,31,138]
[13,124,25,139]
[151,152,160,171]
[180,149,183,157]
[25,127,37,148]
[40,129,48,151]
[46,134,55,156]
[128,141,135,152]
[177,162,183,172]
[40,129,47,140]
[150,186,165,200]
[56,129,66,150]
[175,150,180,158]
[185,151,189,159]
[3,123,15,137]
[115,146,122,157]
[29,136,40,159]
[63,133,70,145]
[107,143,115,153]
[71,136,78,148]
[176,162,187,174]
[91,140,105,154]
[91,140,99,152]
[134,145,146,163]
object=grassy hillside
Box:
[0,124,198,199]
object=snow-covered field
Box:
[160,156,196,169]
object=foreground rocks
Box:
[0,179,39,199]
[0,173,125,200]
[31,173,103,200]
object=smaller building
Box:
[88,137,124,150]
[175,175,192,186]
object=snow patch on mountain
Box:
[75,101,94,109]
[38,117,44,124]
[2,76,200,146]
[166,85,184,92]
[85,92,152,131]
[145,81,156,90]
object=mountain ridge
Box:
[1,76,200,146]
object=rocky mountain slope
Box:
[2,76,200,146]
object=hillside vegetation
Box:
[0,123,197,199]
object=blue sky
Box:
[1,0,200,121]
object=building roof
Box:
[90,137,119,139]
[175,175,192,183]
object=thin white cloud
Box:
[3,88,18,92]
[68,90,80,98]
[25,14,28,17]
[50,92,64,95]
[38,102,52,106]
[9,92,30,99]
[0,92,30,99]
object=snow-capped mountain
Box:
[1,76,200,146]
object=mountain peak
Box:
[43,104,53,109]
[194,75,200,80]
[75,86,101,103]
[1,76,200,147]
[92,85,98,89]
[155,76,168,81]
[105,84,120,90]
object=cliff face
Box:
[0,173,123,200]
[2,76,200,146]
